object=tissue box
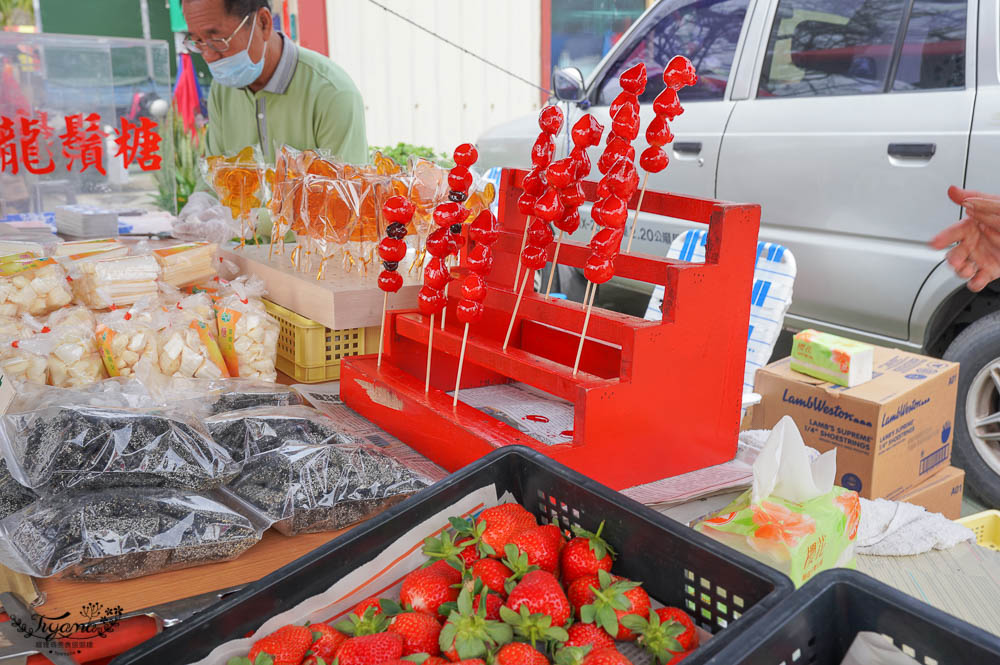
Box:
[695,486,859,587]
[897,465,964,519]
[791,329,873,387]
[753,348,958,499]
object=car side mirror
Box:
[552,67,586,102]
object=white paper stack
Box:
[54,205,119,238]
[73,255,161,309]
[153,242,217,287]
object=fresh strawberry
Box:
[579,571,649,641]
[353,596,384,617]
[246,624,312,665]
[494,641,550,665]
[667,653,690,664]
[622,607,693,663]
[654,608,698,651]
[308,623,348,661]
[582,647,634,665]
[505,570,571,627]
[471,558,512,596]
[475,503,537,556]
[400,564,461,618]
[388,610,442,656]
[561,522,615,586]
[438,588,513,661]
[564,622,614,651]
[334,632,405,665]
[474,590,504,620]
[567,575,600,616]
[427,559,464,584]
[511,524,564,575]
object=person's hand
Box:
[930,186,1000,292]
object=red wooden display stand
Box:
[340,168,760,490]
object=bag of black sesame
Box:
[222,440,432,536]
[204,405,352,463]
[0,487,264,580]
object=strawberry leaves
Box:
[622,611,686,663]
[226,656,274,665]
[502,543,539,594]
[439,588,513,660]
[553,645,592,665]
[579,570,637,638]
[450,516,496,558]
[499,604,569,648]
[572,521,616,561]
[332,606,389,636]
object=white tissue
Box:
[752,415,837,504]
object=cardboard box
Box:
[897,465,965,519]
[752,348,959,499]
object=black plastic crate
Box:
[113,446,793,664]
[704,568,1000,664]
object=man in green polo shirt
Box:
[182,0,367,164]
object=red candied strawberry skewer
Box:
[439,143,478,330]
[452,209,501,408]
[376,195,415,369]
[543,115,605,299]
[626,56,697,253]
[514,105,563,289]
[420,225,457,394]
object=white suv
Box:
[477,0,1000,504]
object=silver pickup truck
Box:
[477,0,1000,505]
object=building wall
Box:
[325,0,542,154]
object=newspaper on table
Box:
[293,382,448,483]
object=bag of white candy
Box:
[156,293,230,380]
[43,307,106,388]
[0,318,47,386]
[95,298,164,379]
[0,258,73,318]
[215,277,278,381]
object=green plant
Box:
[0,0,32,27]
[370,142,453,168]
[153,109,204,213]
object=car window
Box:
[758,0,907,97]
[596,0,751,104]
[892,0,966,90]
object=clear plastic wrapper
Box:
[0,400,241,494]
[44,306,105,388]
[0,317,47,386]
[156,292,229,379]
[226,441,431,536]
[0,459,36,520]
[201,146,269,245]
[205,405,350,462]
[95,298,164,379]
[0,487,261,581]
[173,191,237,246]
[50,238,123,257]
[215,277,278,381]
[0,258,74,318]
[72,254,161,309]
[204,380,302,415]
[153,242,217,288]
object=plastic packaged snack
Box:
[72,254,161,309]
[205,381,303,415]
[156,293,229,380]
[205,405,351,462]
[226,441,431,535]
[0,318,47,386]
[95,298,164,379]
[0,402,241,493]
[44,306,105,388]
[0,460,35,520]
[0,257,73,318]
[50,238,123,257]
[153,242,217,287]
[214,278,278,381]
[0,487,261,581]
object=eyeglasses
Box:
[183,14,251,55]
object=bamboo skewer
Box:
[544,231,564,299]
[572,284,597,377]
[625,172,650,254]
[425,313,435,395]
[453,322,470,408]
[377,291,389,369]
[503,270,532,352]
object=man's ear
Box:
[256,7,274,40]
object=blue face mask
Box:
[208,16,265,88]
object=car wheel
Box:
[944,311,1000,507]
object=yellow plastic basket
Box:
[264,299,366,383]
[957,509,1000,551]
